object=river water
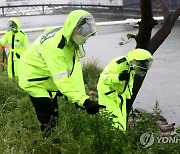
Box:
[0,13,180,126]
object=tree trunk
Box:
[128,0,180,114]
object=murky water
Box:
[0,13,180,126]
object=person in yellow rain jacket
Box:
[18,9,103,136]
[0,18,29,78]
[97,49,153,131]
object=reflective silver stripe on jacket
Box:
[53,71,68,80]
[102,74,110,78]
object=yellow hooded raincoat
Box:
[97,49,153,131]
[0,18,29,78]
[18,10,92,107]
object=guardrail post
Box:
[2,7,5,16]
[42,5,45,14]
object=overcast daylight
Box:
[0,0,180,153]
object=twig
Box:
[156,0,170,18]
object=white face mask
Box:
[72,33,88,45]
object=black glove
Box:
[83,99,100,114]
[118,70,130,81]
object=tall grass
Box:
[0,62,179,154]
[82,59,102,91]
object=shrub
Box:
[0,62,179,154]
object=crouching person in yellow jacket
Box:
[0,18,29,78]
[18,9,102,137]
[97,49,153,131]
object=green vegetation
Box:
[0,62,179,154]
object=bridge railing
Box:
[2,0,122,6]
[0,3,122,17]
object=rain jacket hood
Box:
[9,18,21,32]
[62,9,92,44]
[126,48,153,63]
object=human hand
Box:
[83,99,105,114]
[118,70,130,81]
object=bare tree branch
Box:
[156,0,170,18]
[149,5,180,54]
[135,0,154,49]
[127,33,136,40]
[171,5,180,21]
[141,0,153,21]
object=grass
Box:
[0,61,179,154]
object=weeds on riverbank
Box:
[0,62,179,154]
